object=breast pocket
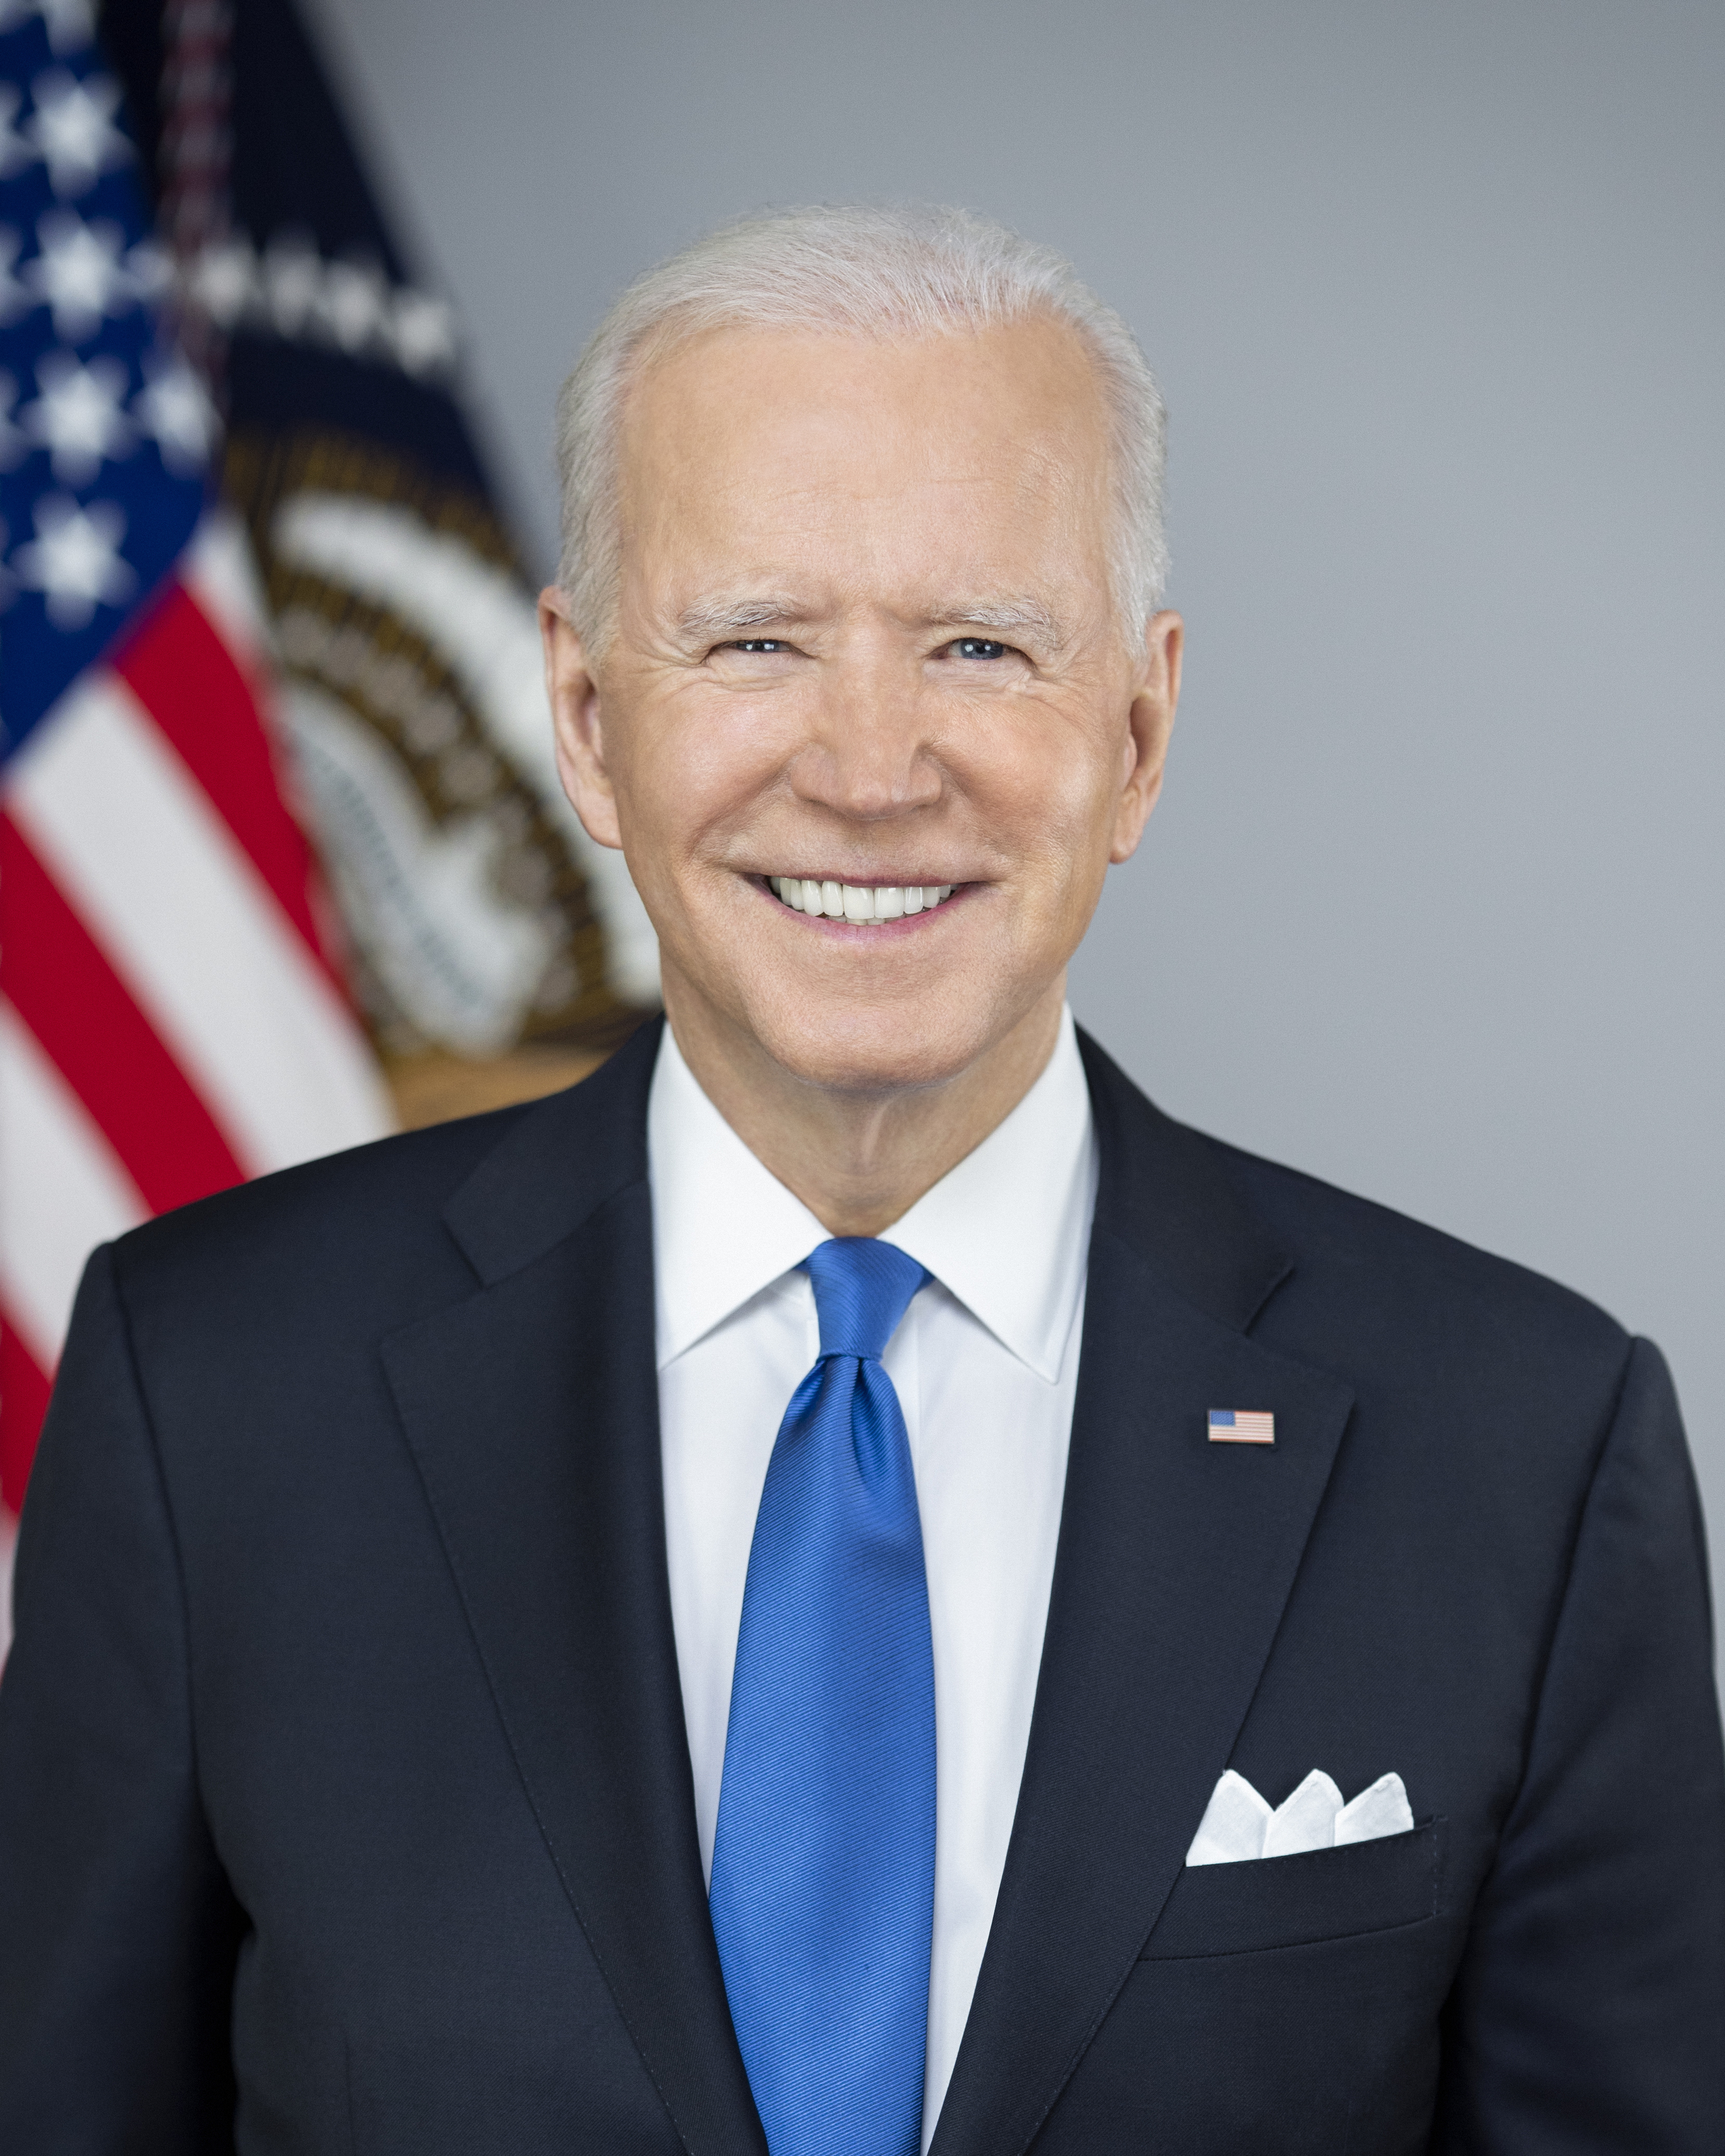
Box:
[1140,1818,1444,1960]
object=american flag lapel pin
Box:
[1209,1409,1275,1445]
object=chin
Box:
[745,983,1020,1098]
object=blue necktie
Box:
[709,1237,936,2156]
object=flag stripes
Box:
[0,820,249,1212]
[0,553,389,1537]
[1208,1409,1276,1445]
[0,999,147,1388]
[0,9,390,1651]
[114,582,341,992]
[8,628,387,1180]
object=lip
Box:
[748,872,976,934]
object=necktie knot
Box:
[804,1237,929,1363]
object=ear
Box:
[1110,609,1182,865]
[539,586,623,850]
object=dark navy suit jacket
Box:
[1,1021,1721,2152]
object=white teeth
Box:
[769,877,961,923]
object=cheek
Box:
[965,711,1121,865]
[613,690,792,846]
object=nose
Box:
[788,645,944,824]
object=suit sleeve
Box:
[1432,1336,1725,2152]
[0,1244,241,2153]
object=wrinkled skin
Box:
[541,315,1182,1233]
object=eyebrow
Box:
[923,600,1070,653]
[675,597,811,640]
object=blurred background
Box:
[1,0,1720,1669]
[306,0,1725,1647]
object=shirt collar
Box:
[647,1010,1096,1382]
[878,1011,1095,1381]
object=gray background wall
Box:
[303,0,1724,1628]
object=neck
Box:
[660,977,1067,1238]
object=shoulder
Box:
[1208,1130,1622,1363]
[1079,1026,1634,1439]
[104,1102,535,1351]
[1213,1130,1626,1363]
[105,1018,663,1347]
[1194,1129,1637,1504]
[113,1095,532,1268]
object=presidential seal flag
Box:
[0,0,390,1645]
[99,0,659,1130]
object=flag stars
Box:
[174,229,458,378]
[24,209,131,341]
[322,256,387,352]
[42,0,97,50]
[187,234,255,327]
[11,493,133,629]
[392,289,456,377]
[134,351,215,474]
[263,232,322,337]
[21,350,133,484]
[24,69,131,198]
[0,0,98,55]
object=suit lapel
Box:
[929,1036,1355,2156]
[382,1021,766,2156]
[377,1020,1348,2156]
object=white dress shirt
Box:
[649,1009,1097,2146]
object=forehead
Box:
[615,316,1115,610]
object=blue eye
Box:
[732,638,788,653]
[955,638,1007,660]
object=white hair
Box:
[554,203,1168,650]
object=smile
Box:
[768,877,959,923]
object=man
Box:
[1,204,1721,2153]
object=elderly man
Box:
[1,206,1721,2154]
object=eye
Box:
[727,638,791,653]
[952,637,1008,660]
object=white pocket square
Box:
[1186,1767,1414,1866]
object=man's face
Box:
[545,315,1180,1096]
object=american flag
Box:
[1208,1409,1276,1445]
[0,0,388,1644]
